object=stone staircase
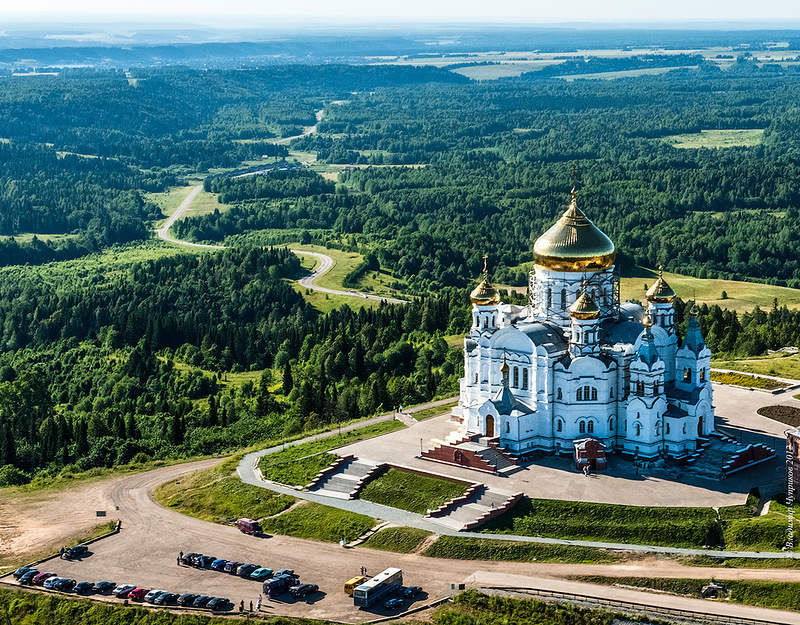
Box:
[422,434,518,475]
[305,457,383,499]
[426,485,523,531]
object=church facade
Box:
[453,189,714,462]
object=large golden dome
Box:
[646,266,676,303]
[533,189,615,272]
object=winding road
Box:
[155,186,405,304]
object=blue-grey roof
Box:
[636,329,661,367]
[519,320,568,354]
[619,302,646,322]
[491,386,533,415]
[604,320,644,346]
[665,382,702,403]
[682,317,706,355]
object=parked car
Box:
[195,555,215,568]
[250,567,273,581]
[128,588,150,601]
[289,583,318,598]
[192,595,212,608]
[93,581,116,594]
[19,570,39,584]
[74,582,94,594]
[262,574,296,594]
[64,545,89,559]
[275,568,295,577]
[237,563,259,577]
[236,518,263,536]
[180,552,201,566]
[177,593,199,606]
[54,578,77,592]
[145,589,166,603]
[210,558,228,571]
[32,572,57,586]
[384,598,404,610]
[224,561,243,573]
[13,566,35,579]
[112,584,137,598]
[403,586,422,597]
[43,576,62,589]
[155,592,179,605]
[207,597,232,611]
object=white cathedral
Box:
[453,188,714,463]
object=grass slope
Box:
[714,353,800,382]
[424,536,620,564]
[359,468,469,514]
[361,527,433,553]
[481,497,720,548]
[259,501,375,543]
[154,464,295,525]
[260,451,339,487]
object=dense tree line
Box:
[0,246,467,481]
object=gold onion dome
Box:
[569,291,601,320]
[500,355,510,376]
[470,254,501,306]
[646,266,676,303]
[533,189,616,272]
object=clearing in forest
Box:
[661,129,765,149]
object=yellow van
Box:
[344,576,367,595]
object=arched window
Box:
[683,423,687,434]
[683,367,691,382]
[546,288,552,308]
[561,288,567,309]
[591,387,597,401]
[491,315,496,326]
[505,421,510,433]
[635,422,641,436]
[700,368,706,382]
[474,372,478,384]
[513,366,519,388]
[666,423,670,435]
[522,369,528,390]
[610,387,614,399]
[556,420,563,432]
[576,387,583,401]
[609,417,615,431]
[557,387,563,399]
[579,420,586,434]
[483,316,488,329]
[587,421,594,434]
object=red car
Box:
[128,588,150,601]
[32,572,57,586]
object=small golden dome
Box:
[533,189,615,273]
[569,291,601,320]
[643,313,653,328]
[646,266,676,303]
[500,355,510,375]
[470,280,501,306]
[470,253,501,306]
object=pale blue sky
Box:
[6,0,800,24]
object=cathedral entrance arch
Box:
[486,415,495,438]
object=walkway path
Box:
[237,400,800,560]
[154,185,223,250]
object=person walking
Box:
[256,594,262,611]
[249,600,253,611]
[240,600,244,612]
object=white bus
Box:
[352,567,403,607]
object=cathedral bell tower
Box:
[676,304,712,392]
[469,254,501,338]
[646,266,678,382]
[568,290,601,358]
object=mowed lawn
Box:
[359,468,470,514]
[713,353,800,381]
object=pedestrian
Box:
[59,547,64,559]
[240,599,244,612]
[179,550,183,559]
[177,555,181,566]
[256,594,262,611]
[250,600,253,611]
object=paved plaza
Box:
[336,382,796,508]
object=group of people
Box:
[238,595,264,612]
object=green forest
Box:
[3,60,800,484]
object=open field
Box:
[560,66,697,81]
[620,268,800,313]
[0,232,80,244]
[713,354,800,381]
[661,129,765,149]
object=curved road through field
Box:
[155,186,404,304]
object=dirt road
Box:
[155,185,223,250]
